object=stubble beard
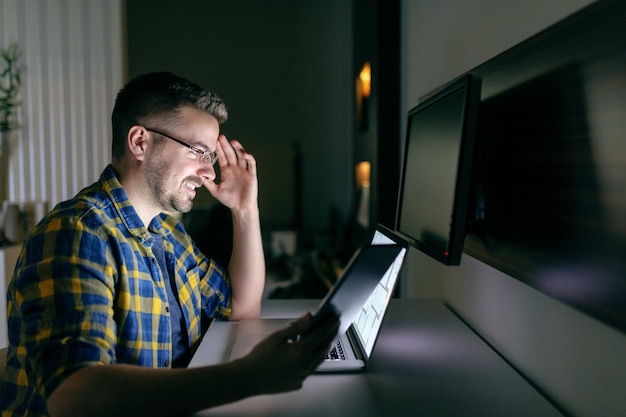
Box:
[144,157,196,214]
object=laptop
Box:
[229,224,408,372]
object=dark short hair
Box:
[111,72,228,160]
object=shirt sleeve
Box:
[199,258,232,320]
[158,212,233,321]
[14,214,117,399]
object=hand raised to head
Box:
[204,134,258,212]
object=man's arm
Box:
[228,205,265,319]
[47,313,339,417]
[204,135,265,319]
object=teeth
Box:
[184,182,197,190]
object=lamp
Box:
[356,62,371,131]
[355,161,371,227]
[359,62,371,98]
[355,161,371,189]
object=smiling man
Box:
[0,72,339,417]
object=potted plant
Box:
[0,42,22,235]
[0,43,21,132]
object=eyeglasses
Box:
[144,127,218,166]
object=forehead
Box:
[175,106,220,148]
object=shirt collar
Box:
[99,164,156,241]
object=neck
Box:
[111,160,159,228]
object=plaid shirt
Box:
[0,165,232,416]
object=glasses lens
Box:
[203,151,217,166]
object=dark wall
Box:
[350,0,401,247]
[125,1,354,241]
[125,1,402,256]
[464,0,626,332]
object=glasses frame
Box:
[144,127,218,166]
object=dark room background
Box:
[125,1,356,250]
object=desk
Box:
[189,299,563,417]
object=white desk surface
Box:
[189,298,563,417]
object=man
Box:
[0,72,339,417]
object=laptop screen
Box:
[351,227,407,357]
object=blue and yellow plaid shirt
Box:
[0,165,232,416]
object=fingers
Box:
[244,151,257,176]
[275,313,339,373]
[303,313,340,354]
[301,314,340,373]
[270,313,313,343]
[239,313,340,394]
[216,134,238,166]
[265,312,339,357]
[216,134,256,173]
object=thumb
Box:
[203,177,218,195]
[277,313,313,341]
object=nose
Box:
[198,162,217,183]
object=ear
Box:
[127,125,149,162]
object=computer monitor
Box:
[395,74,481,266]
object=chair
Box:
[0,346,8,381]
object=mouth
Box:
[182,180,202,196]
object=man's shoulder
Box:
[52,183,115,225]
[31,182,131,251]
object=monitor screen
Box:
[396,75,480,265]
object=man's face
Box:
[143,107,220,213]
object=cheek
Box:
[164,163,183,184]
[149,155,178,185]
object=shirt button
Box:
[165,306,170,313]
[164,360,169,367]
